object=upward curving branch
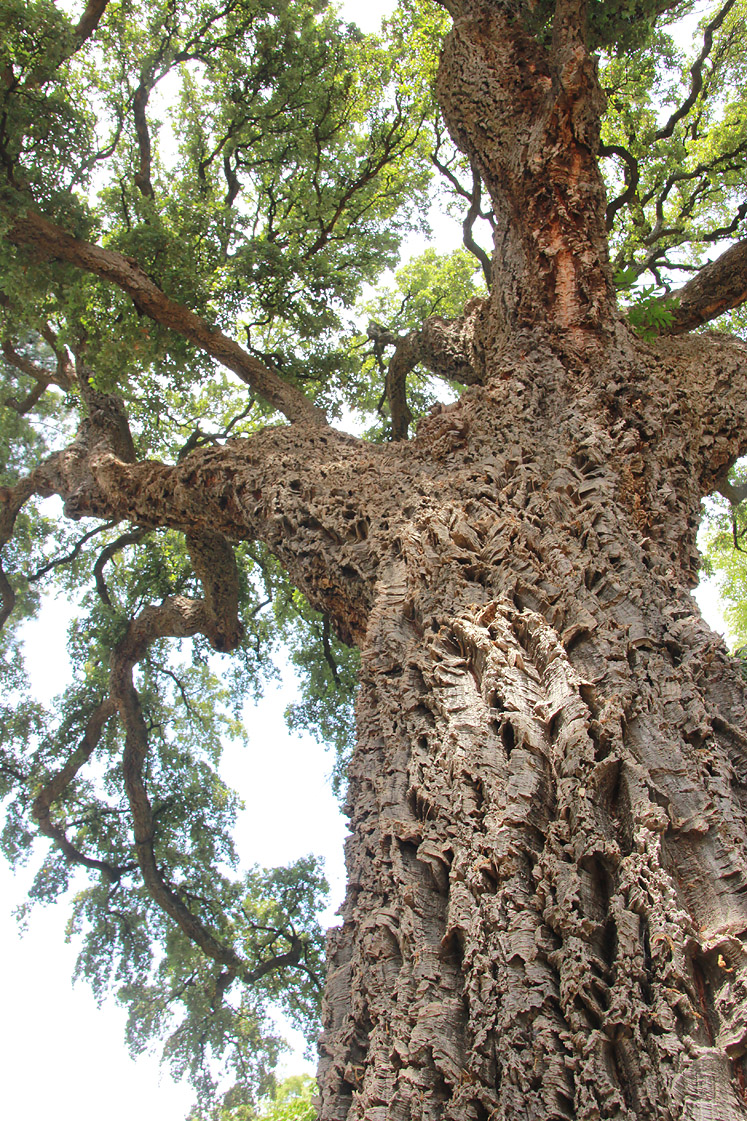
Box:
[6,209,326,427]
[368,306,486,439]
[72,1,110,50]
[654,0,738,142]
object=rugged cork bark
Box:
[316,329,747,1120]
[5,0,747,1118]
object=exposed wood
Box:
[436,0,616,347]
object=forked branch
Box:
[367,308,485,439]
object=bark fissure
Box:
[4,3,747,1117]
[315,336,747,1119]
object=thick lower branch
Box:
[113,648,248,973]
[132,81,155,198]
[659,238,747,334]
[73,1,110,49]
[186,530,244,651]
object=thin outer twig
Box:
[93,527,148,605]
[28,520,116,583]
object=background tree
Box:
[3,1,747,1119]
[197,1074,318,1121]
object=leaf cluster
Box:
[600,0,747,294]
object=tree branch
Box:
[107,589,302,987]
[185,530,244,652]
[1,334,75,413]
[31,697,137,883]
[702,200,747,244]
[715,478,747,507]
[599,142,640,231]
[6,209,326,427]
[654,0,738,142]
[112,617,246,975]
[0,473,43,630]
[93,527,148,605]
[73,1,110,49]
[4,380,47,416]
[367,307,486,440]
[132,80,155,198]
[0,561,16,631]
[384,333,416,442]
[658,238,747,334]
[431,149,493,285]
[461,163,492,288]
[28,520,116,583]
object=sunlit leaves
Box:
[600,0,747,290]
[700,466,747,649]
[202,1074,317,1121]
[114,859,327,1110]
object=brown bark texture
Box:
[5,1,747,1118]
[27,306,747,1120]
[316,326,747,1120]
[314,5,747,1117]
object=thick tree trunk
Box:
[7,3,747,1116]
[311,10,747,1111]
[15,293,747,1119]
[317,329,747,1120]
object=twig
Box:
[28,520,116,583]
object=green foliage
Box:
[1,0,434,400]
[613,267,678,339]
[600,0,747,295]
[193,1073,317,1121]
[700,467,747,649]
[521,0,676,51]
[252,1075,317,1121]
[1,0,746,1116]
[348,247,486,437]
[115,859,328,1108]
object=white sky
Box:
[4,603,349,1118]
[2,1,735,1119]
[0,4,397,1118]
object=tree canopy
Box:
[2,0,747,1116]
